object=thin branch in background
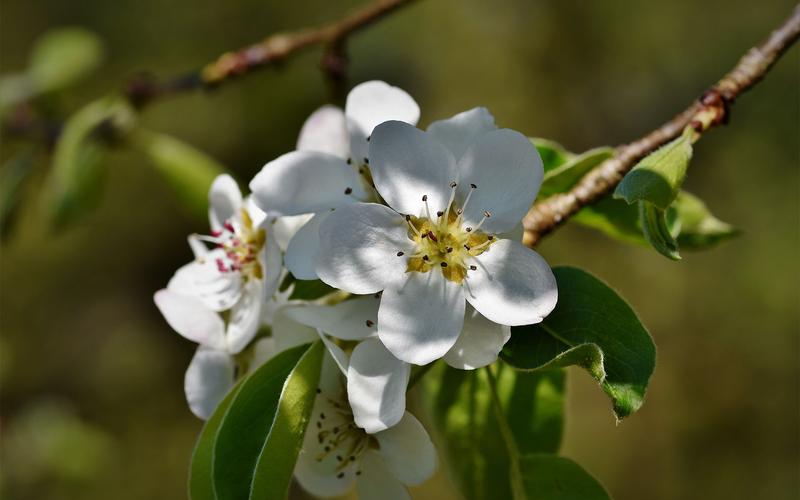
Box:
[523,4,800,248]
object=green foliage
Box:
[42,96,135,229]
[501,266,655,420]
[519,455,611,500]
[132,130,228,223]
[0,149,36,238]
[539,147,614,198]
[419,362,565,500]
[532,138,573,174]
[639,201,681,260]
[204,342,322,500]
[28,28,105,94]
[279,274,338,301]
[673,191,739,248]
[614,127,694,210]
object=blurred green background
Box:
[1,0,798,498]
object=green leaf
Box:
[501,266,655,420]
[674,191,738,248]
[43,96,134,229]
[28,28,104,93]
[419,362,565,500]
[614,127,693,209]
[211,341,323,500]
[0,149,36,238]
[639,201,681,260]
[519,454,612,500]
[188,379,245,500]
[573,196,646,246]
[132,130,227,222]
[531,138,574,174]
[285,277,337,301]
[539,147,614,198]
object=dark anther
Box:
[363,157,369,164]
[336,455,343,462]
[350,456,356,461]
[356,471,362,476]
[324,446,331,452]
[440,262,448,267]
[470,265,477,270]
[422,194,428,201]
[366,135,371,142]
[437,211,444,217]
[405,214,411,221]
[487,235,494,240]
[449,181,457,188]
[332,427,339,434]
[421,233,427,238]
[337,472,345,479]
[344,187,353,195]
[466,227,473,232]
[446,247,453,253]
[366,320,375,327]
[456,209,463,215]
[346,158,352,165]
[316,421,322,429]
[422,255,430,261]
[483,210,492,218]
[427,230,438,242]
[464,244,471,250]
[397,251,405,256]
[470,183,477,189]
[316,388,322,393]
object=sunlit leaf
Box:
[531,138,573,174]
[501,266,655,420]
[639,201,681,260]
[519,454,612,500]
[674,191,738,248]
[539,147,614,197]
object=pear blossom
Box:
[249,80,420,280]
[315,108,558,366]
[294,340,436,500]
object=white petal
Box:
[356,450,410,500]
[271,306,319,352]
[345,81,420,164]
[154,289,226,350]
[427,107,497,161]
[285,296,379,341]
[262,227,282,302]
[208,174,242,231]
[284,212,327,280]
[316,203,414,294]
[347,338,410,434]
[378,271,465,365]
[244,196,268,228]
[466,239,557,326]
[249,151,367,217]
[272,213,314,252]
[369,121,457,216]
[167,250,242,312]
[225,279,264,354]
[443,307,511,370]
[296,104,350,159]
[375,412,437,486]
[184,347,235,420]
[456,129,543,234]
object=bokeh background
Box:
[1,0,798,499]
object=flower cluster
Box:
[155,81,557,498]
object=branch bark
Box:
[125,0,418,107]
[523,4,800,248]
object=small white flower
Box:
[314,108,558,366]
[294,344,436,500]
[249,81,420,280]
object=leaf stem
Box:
[484,365,527,500]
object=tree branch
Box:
[523,4,800,247]
[125,0,419,107]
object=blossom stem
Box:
[484,365,526,500]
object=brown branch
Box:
[125,0,418,108]
[523,4,800,248]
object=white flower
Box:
[153,174,284,418]
[294,344,436,500]
[314,108,558,366]
[249,81,420,280]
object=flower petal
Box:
[285,296,379,341]
[316,330,350,376]
[284,212,327,280]
[456,129,543,233]
[272,213,314,252]
[347,338,410,434]
[443,306,511,370]
[345,81,419,164]
[184,347,235,419]
[316,203,414,294]
[226,279,264,354]
[356,450,411,500]
[375,412,437,486]
[261,227,282,302]
[153,289,226,349]
[271,306,319,352]
[208,174,242,232]
[249,151,367,217]
[378,271,465,365]
[167,250,242,312]
[296,104,350,159]
[427,107,497,161]
[369,121,458,216]
[466,239,557,326]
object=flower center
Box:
[311,390,377,479]
[204,208,266,280]
[403,183,495,284]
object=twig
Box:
[125,0,418,108]
[523,4,800,247]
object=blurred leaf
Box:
[28,28,104,93]
[519,455,612,500]
[540,147,614,197]
[0,149,36,238]
[43,96,134,229]
[0,74,35,112]
[573,196,646,245]
[531,138,574,174]
[614,127,693,209]
[280,274,337,301]
[188,379,245,500]
[639,201,681,260]
[211,341,323,500]
[419,362,564,500]
[674,191,739,248]
[132,130,228,222]
[501,266,655,420]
